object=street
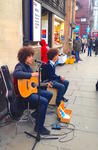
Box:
[0,52,98,150]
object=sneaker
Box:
[63,97,69,102]
[31,110,37,119]
[34,126,50,135]
[74,61,78,63]
[79,59,83,61]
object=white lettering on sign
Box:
[33,0,41,41]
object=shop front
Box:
[41,0,65,48]
[41,7,52,47]
[53,15,64,48]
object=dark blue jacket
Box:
[13,62,32,79]
[42,61,60,82]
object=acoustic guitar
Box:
[18,77,48,98]
[18,77,38,98]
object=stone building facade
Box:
[75,0,91,37]
[0,0,22,71]
[0,0,76,72]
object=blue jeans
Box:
[88,47,92,56]
[52,80,69,106]
[24,89,53,130]
[75,51,79,62]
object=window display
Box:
[54,16,64,47]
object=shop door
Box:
[48,12,52,48]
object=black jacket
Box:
[13,62,32,79]
[41,61,60,82]
[13,62,32,96]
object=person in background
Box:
[13,46,53,135]
[40,39,48,63]
[42,48,69,106]
[92,37,96,52]
[73,35,82,63]
[82,37,85,53]
[95,37,98,56]
[78,36,83,61]
[81,36,87,53]
[87,36,93,56]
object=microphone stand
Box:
[24,62,58,150]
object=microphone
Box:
[35,59,46,64]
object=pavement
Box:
[0,51,98,150]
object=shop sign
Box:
[81,18,86,22]
[33,0,41,41]
[74,25,80,33]
[86,26,90,33]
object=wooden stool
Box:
[47,87,57,105]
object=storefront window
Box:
[54,15,64,47]
[42,13,48,44]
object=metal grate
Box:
[42,0,65,15]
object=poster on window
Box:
[33,0,41,41]
[42,29,46,38]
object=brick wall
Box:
[76,0,90,36]
[64,0,76,53]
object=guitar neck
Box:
[40,82,48,87]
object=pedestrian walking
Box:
[73,35,82,62]
[87,36,93,56]
[95,37,98,56]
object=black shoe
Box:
[56,102,60,107]
[34,126,50,135]
[63,97,69,102]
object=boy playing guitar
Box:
[13,46,53,135]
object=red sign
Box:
[42,29,46,38]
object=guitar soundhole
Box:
[31,82,36,88]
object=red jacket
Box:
[40,39,48,63]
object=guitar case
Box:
[0,68,8,120]
[0,65,24,120]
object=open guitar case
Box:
[0,65,24,120]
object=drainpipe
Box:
[71,0,74,39]
[22,0,30,45]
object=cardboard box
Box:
[47,87,57,105]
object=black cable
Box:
[59,129,75,143]
[44,105,76,142]
[43,122,75,143]
[58,123,75,143]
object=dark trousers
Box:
[25,89,53,130]
[52,80,69,106]
[95,47,98,55]
[82,43,85,53]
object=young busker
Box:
[42,48,69,106]
[13,46,53,135]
